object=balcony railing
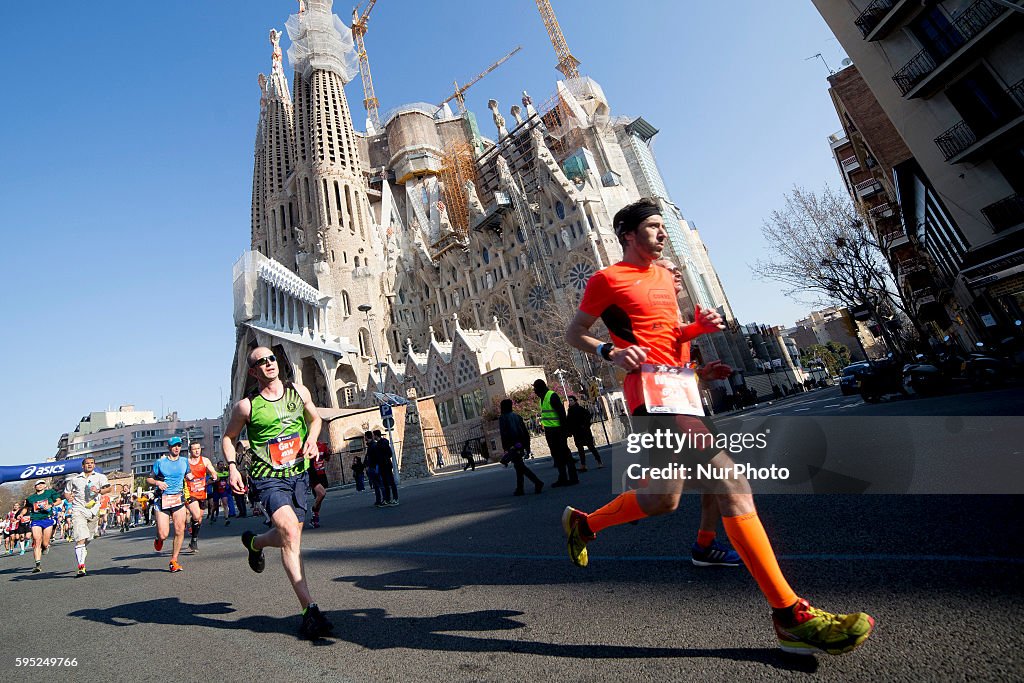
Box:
[855,0,897,38]
[897,256,928,276]
[869,202,896,220]
[855,178,884,198]
[841,155,861,171]
[934,78,1024,161]
[892,50,938,95]
[981,193,1024,233]
[891,0,1006,96]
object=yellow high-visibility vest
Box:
[539,390,562,428]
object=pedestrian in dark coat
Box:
[499,399,544,495]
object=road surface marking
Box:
[308,547,1024,564]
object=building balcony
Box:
[897,256,928,278]
[934,79,1024,163]
[912,288,938,308]
[878,222,912,251]
[855,0,909,40]
[981,193,1024,233]
[892,0,1013,97]
[868,202,896,220]
[841,155,861,172]
[855,178,884,198]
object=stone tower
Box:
[286,0,390,388]
[253,29,297,267]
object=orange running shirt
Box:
[185,459,208,499]
[578,261,691,413]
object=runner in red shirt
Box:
[308,442,331,528]
[184,442,218,553]
[562,197,873,656]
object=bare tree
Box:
[521,293,615,397]
[753,186,917,355]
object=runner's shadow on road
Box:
[318,607,818,672]
[111,554,161,561]
[68,598,333,643]
[334,567,463,592]
[66,598,815,670]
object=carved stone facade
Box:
[231,1,737,414]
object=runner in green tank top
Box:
[222,346,333,640]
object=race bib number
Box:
[640,364,704,416]
[161,493,183,509]
[188,478,206,494]
[33,501,48,512]
[269,433,302,469]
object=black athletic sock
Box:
[191,521,201,539]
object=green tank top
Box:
[247,382,309,478]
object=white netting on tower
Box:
[285,6,358,83]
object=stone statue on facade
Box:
[488,99,508,138]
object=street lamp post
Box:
[594,377,610,445]
[358,303,399,483]
[552,368,570,400]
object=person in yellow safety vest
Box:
[533,379,579,487]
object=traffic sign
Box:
[382,416,395,430]
[380,404,393,419]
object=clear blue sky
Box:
[0,1,848,466]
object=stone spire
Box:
[254,26,297,267]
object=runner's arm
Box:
[222,399,251,494]
[295,383,323,460]
[146,464,167,491]
[204,457,219,481]
[565,310,647,371]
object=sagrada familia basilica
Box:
[229,0,738,438]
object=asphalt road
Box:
[2,390,1022,681]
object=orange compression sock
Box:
[722,512,798,609]
[587,491,647,535]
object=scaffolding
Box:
[438,141,478,236]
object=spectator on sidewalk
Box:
[565,395,603,471]
[499,399,544,496]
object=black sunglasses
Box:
[250,354,277,368]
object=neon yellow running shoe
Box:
[561,506,594,568]
[773,598,874,655]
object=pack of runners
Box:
[2,199,877,655]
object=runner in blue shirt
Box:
[146,437,190,573]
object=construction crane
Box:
[437,46,522,115]
[535,0,580,80]
[352,0,381,131]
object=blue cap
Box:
[167,437,183,447]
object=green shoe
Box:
[773,598,874,655]
[561,506,594,568]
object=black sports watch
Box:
[598,342,614,361]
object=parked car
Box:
[839,361,872,395]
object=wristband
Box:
[227,461,238,468]
[598,342,613,361]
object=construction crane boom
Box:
[352,0,381,131]
[535,0,580,80]
[437,46,522,114]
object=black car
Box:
[839,361,872,395]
